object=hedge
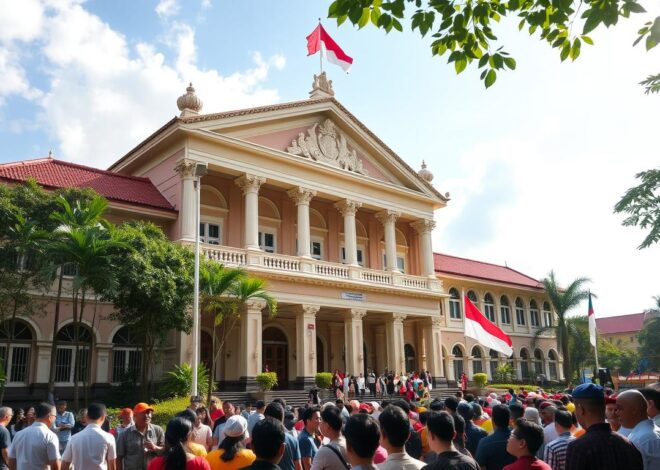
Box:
[488,384,541,392]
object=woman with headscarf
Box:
[523,406,543,426]
[205,415,255,470]
[147,417,211,470]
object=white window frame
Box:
[54,345,90,385]
[341,244,365,266]
[112,348,143,384]
[200,220,222,245]
[0,345,31,385]
[484,295,496,323]
[311,236,324,261]
[382,252,406,272]
[449,288,462,320]
[258,229,277,253]
[530,309,540,327]
[515,299,526,326]
[500,297,511,325]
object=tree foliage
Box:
[614,168,660,249]
[638,295,660,370]
[327,0,659,88]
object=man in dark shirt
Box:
[457,402,487,456]
[423,411,478,470]
[0,407,12,470]
[475,404,516,470]
[564,383,643,470]
[241,417,286,470]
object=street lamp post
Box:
[191,162,208,397]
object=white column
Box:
[374,326,386,374]
[175,159,199,242]
[411,219,437,277]
[447,355,456,381]
[424,317,443,381]
[288,187,317,258]
[343,309,366,375]
[515,358,523,381]
[239,299,265,389]
[386,313,406,373]
[335,199,362,266]
[235,174,265,250]
[295,304,320,386]
[376,210,401,272]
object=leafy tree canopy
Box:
[327,0,659,87]
[614,168,660,249]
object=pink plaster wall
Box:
[142,149,184,240]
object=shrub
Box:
[493,363,514,383]
[315,372,333,389]
[160,363,212,399]
[489,384,539,392]
[473,373,488,388]
[256,372,278,391]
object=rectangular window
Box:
[0,346,30,383]
[543,311,553,327]
[383,254,406,272]
[449,300,462,319]
[259,231,276,253]
[55,348,72,382]
[530,311,540,327]
[311,241,322,260]
[484,305,496,323]
[112,349,142,382]
[516,308,526,326]
[341,247,364,266]
[200,222,220,245]
[500,306,511,325]
[61,263,77,277]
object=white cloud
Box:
[155,0,180,19]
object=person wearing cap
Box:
[61,402,116,470]
[604,395,630,436]
[205,415,255,470]
[248,401,266,436]
[564,383,643,470]
[616,390,660,470]
[111,409,135,439]
[116,403,165,470]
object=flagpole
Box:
[318,18,323,74]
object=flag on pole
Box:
[588,291,597,347]
[306,23,353,72]
[464,296,513,357]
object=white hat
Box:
[223,415,248,438]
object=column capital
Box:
[334,199,362,216]
[391,313,407,323]
[427,316,443,328]
[343,308,367,320]
[245,299,267,313]
[235,174,266,195]
[174,159,200,178]
[375,209,401,225]
[297,304,320,317]
[410,218,436,234]
[287,187,317,205]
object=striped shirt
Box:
[543,431,574,470]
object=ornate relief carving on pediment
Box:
[287,119,368,175]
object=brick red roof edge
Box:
[434,252,543,289]
[595,313,647,334]
[0,158,175,211]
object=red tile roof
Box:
[595,313,647,334]
[0,158,174,211]
[434,253,543,289]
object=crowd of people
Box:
[1,382,659,470]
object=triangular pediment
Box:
[179,98,445,202]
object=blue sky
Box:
[0,0,658,316]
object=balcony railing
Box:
[203,244,442,293]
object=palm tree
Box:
[534,271,592,383]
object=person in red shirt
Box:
[209,399,224,425]
[503,419,551,470]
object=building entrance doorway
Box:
[263,327,288,389]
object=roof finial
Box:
[48,149,53,159]
[310,72,334,99]
[418,160,434,183]
[177,82,203,117]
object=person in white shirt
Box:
[62,402,116,470]
[377,405,424,470]
[617,390,660,470]
[192,407,213,451]
[357,374,366,398]
[310,406,348,470]
[8,402,60,470]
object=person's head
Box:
[456,402,474,422]
[344,413,380,465]
[77,408,88,424]
[509,388,515,395]
[465,393,474,403]
[553,409,572,434]
[523,407,542,426]
[133,402,154,428]
[572,383,605,429]
[264,402,285,423]
[453,414,467,447]
[507,418,545,458]
[118,407,133,425]
[378,405,410,450]
[335,399,344,410]
[320,405,343,438]
[444,396,459,413]
[251,417,286,463]
[471,403,483,421]
[509,402,524,424]
[349,400,360,414]
[56,400,67,414]
[616,390,649,429]
[605,396,619,425]
[175,409,197,430]
[86,403,106,424]
[640,388,660,419]
[0,407,13,426]
[196,406,210,425]
[492,404,511,430]
[163,418,192,470]
[302,406,321,433]
[255,400,266,413]
[25,407,35,421]
[426,411,455,452]
[539,402,556,425]
[222,400,235,417]
[35,403,56,427]
[189,395,202,410]
[218,415,249,462]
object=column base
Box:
[294,376,317,390]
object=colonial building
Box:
[0,76,560,399]
[596,312,657,350]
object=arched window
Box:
[471,346,483,374]
[520,348,530,380]
[489,349,499,378]
[55,323,93,384]
[405,344,416,373]
[515,298,526,326]
[530,300,540,327]
[0,320,33,384]
[483,293,495,322]
[500,296,511,324]
[543,302,553,327]
[449,288,462,319]
[452,345,464,379]
[467,290,478,308]
[548,350,558,380]
[112,327,142,383]
[534,348,544,375]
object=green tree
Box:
[598,338,639,375]
[614,168,660,249]
[638,295,660,371]
[535,271,592,382]
[326,0,658,88]
[104,222,195,400]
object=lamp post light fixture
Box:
[191,161,208,397]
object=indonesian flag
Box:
[588,292,597,347]
[306,23,353,72]
[464,296,513,357]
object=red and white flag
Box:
[306,23,353,72]
[464,296,513,357]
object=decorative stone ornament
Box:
[418,160,434,183]
[287,119,367,175]
[309,72,335,99]
[177,83,203,117]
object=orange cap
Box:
[119,408,133,416]
[133,403,154,414]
